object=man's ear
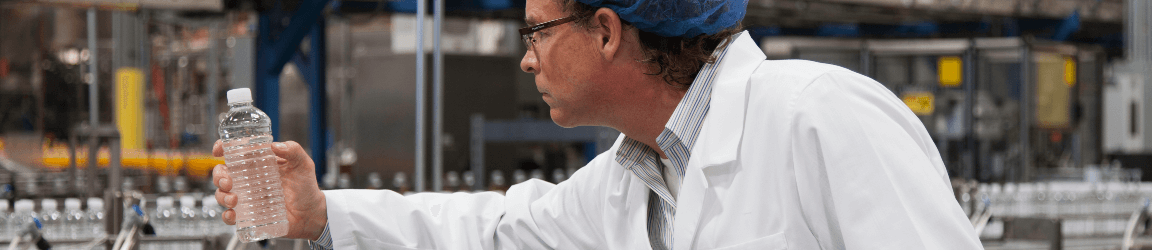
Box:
[589,8,623,60]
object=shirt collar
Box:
[615,32,739,176]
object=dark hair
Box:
[556,0,742,88]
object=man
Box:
[212,0,984,248]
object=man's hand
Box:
[212,140,328,241]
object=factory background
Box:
[0,0,1149,249]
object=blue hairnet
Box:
[574,0,747,38]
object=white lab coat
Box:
[323,33,983,250]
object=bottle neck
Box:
[228,101,253,109]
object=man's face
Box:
[521,0,611,128]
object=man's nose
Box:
[520,50,538,73]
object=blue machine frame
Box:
[255,0,332,182]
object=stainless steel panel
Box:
[343,50,521,188]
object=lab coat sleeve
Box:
[789,70,983,249]
[323,156,611,250]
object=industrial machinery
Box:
[764,36,1107,183]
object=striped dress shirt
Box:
[310,223,333,249]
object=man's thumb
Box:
[273,142,296,161]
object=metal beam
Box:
[88,7,98,127]
[415,0,426,192]
[207,22,220,144]
[470,114,485,191]
[433,0,444,192]
[1020,43,1032,181]
[963,40,976,180]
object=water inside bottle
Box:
[220,99,289,242]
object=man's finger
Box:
[222,209,236,225]
[227,193,237,208]
[219,175,232,192]
[212,165,230,192]
[213,140,224,157]
[216,190,232,209]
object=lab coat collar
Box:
[690,31,763,180]
[673,31,765,250]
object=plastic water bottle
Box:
[39,199,61,240]
[462,171,475,192]
[445,171,460,192]
[530,169,545,182]
[10,200,36,241]
[219,88,288,242]
[174,176,189,193]
[63,198,83,240]
[156,176,172,194]
[512,169,527,184]
[85,198,105,239]
[200,197,222,236]
[150,196,176,250]
[367,172,385,190]
[179,196,199,250]
[551,168,567,183]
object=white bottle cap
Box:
[202,197,218,208]
[157,196,174,208]
[87,198,104,210]
[64,198,82,210]
[14,199,34,213]
[0,200,9,212]
[41,199,58,211]
[227,88,253,104]
[180,196,196,208]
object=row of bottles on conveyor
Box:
[0,196,231,248]
[0,198,106,242]
[140,195,232,250]
[326,168,577,194]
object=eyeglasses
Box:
[519,15,582,51]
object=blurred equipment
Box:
[767,36,1106,182]
[28,0,222,11]
[8,217,50,250]
[469,114,619,191]
[1104,0,1152,156]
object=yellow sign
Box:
[938,56,962,87]
[1035,53,1071,128]
[902,91,935,116]
[1064,57,1076,87]
[115,68,144,150]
